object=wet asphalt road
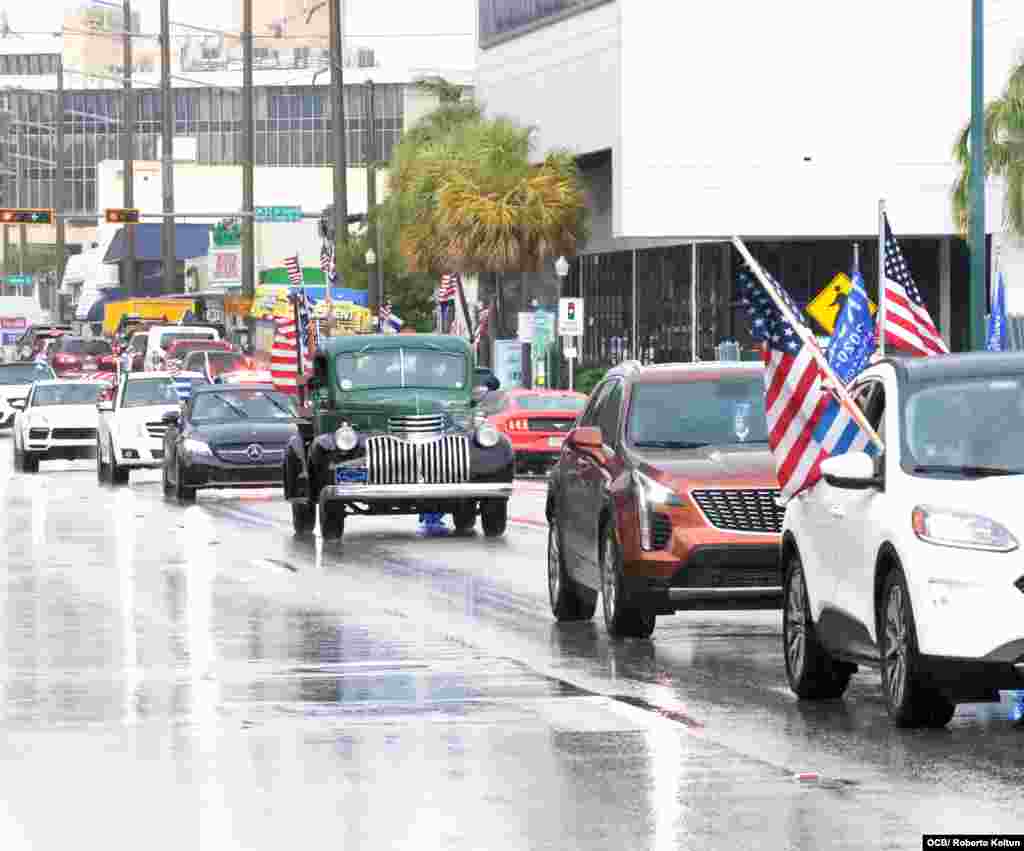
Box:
[0,437,1022,850]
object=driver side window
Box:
[579,382,610,428]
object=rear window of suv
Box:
[626,376,769,448]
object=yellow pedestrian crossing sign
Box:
[806,273,877,335]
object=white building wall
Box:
[475,1,620,158]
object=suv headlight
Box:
[633,470,683,551]
[476,421,500,448]
[334,424,358,452]
[182,438,213,457]
[911,506,1018,552]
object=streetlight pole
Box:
[365,79,380,319]
[328,0,348,258]
[55,57,66,305]
[365,247,376,328]
[160,0,175,295]
[968,0,985,350]
[242,0,255,326]
[122,0,136,296]
[555,256,571,390]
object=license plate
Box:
[548,436,563,448]
[335,467,368,484]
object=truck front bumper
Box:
[321,482,513,502]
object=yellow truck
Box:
[102,298,196,337]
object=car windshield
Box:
[0,363,53,384]
[123,378,180,408]
[161,332,216,348]
[515,395,586,412]
[904,376,1024,475]
[130,336,148,352]
[626,376,769,447]
[84,340,112,355]
[168,340,224,356]
[32,383,102,406]
[336,349,467,390]
[58,338,87,354]
[191,389,296,421]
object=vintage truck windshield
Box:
[336,349,467,390]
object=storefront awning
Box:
[103,224,211,263]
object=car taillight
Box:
[54,353,77,365]
[507,419,528,431]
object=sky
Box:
[10,0,477,72]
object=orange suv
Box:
[546,360,784,638]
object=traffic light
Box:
[567,301,576,321]
[105,208,140,224]
[0,208,54,225]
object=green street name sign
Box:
[5,274,31,284]
[254,206,302,223]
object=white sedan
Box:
[12,380,105,473]
[782,354,1024,728]
[96,371,183,484]
[0,361,56,427]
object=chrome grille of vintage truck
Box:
[387,414,447,438]
[366,434,471,485]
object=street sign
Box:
[254,206,302,223]
[563,345,578,359]
[559,297,584,336]
[806,273,877,335]
[104,208,140,224]
[0,208,54,225]
[5,275,31,285]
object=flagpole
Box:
[878,199,887,357]
[731,236,885,452]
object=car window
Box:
[0,363,54,384]
[578,382,610,428]
[57,338,87,354]
[335,349,467,390]
[515,394,586,412]
[84,340,112,355]
[130,335,148,352]
[31,384,103,406]
[596,380,623,446]
[122,378,180,408]
[852,380,885,430]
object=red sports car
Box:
[482,388,588,474]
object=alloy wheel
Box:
[785,566,807,677]
[884,584,908,709]
[547,523,561,604]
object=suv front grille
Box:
[366,434,470,485]
[51,427,96,440]
[691,488,785,534]
[388,414,447,438]
[146,421,167,439]
[213,442,287,464]
[28,428,48,440]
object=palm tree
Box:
[952,60,1024,236]
[387,102,588,337]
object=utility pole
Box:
[328,0,348,259]
[55,57,66,302]
[365,79,380,318]
[968,0,985,350]
[242,0,255,320]
[16,125,24,276]
[160,0,175,294]
[122,0,136,296]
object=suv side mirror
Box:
[820,451,881,490]
[568,425,603,449]
[10,398,25,411]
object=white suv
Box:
[782,354,1024,728]
[96,371,182,483]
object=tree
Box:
[386,98,588,336]
[952,60,1024,237]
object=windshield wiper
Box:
[633,440,710,449]
[261,393,296,417]
[912,464,1023,478]
[212,393,249,419]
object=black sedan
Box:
[161,384,299,501]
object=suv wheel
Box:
[480,499,508,538]
[96,439,108,482]
[548,516,596,621]
[601,523,655,639]
[109,440,129,485]
[22,451,39,474]
[453,501,477,534]
[878,568,956,728]
[320,502,345,541]
[783,550,853,699]
[292,501,316,535]
[175,457,197,503]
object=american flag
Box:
[378,301,403,332]
[437,273,457,303]
[284,254,303,287]
[882,215,948,356]
[473,303,491,345]
[270,317,302,395]
[738,269,877,502]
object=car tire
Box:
[548,516,596,621]
[878,567,956,728]
[175,457,197,503]
[320,502,345,541]
[292,501,316,536]
[22,451,39,474]
[783,550,853,700]
[96,439,108,482]
[109,440,129,485]
[480,499,508,538]
[601,523,655,639]
[162,459,173,494]
[453,501,477,534]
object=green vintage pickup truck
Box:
[284,333,514,540]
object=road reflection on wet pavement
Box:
[0,442,1021,849]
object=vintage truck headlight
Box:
[912,505,1018,552]
[476,421,500,448]
[334,424,358,452]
